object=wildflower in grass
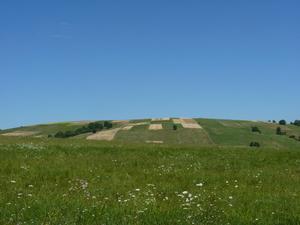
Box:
[196,183,203,187]
[183,191,188,194]
[10,180,16,184]
[28,184,34,188]
[135,189,140,191]
[229,196,233,199]
[235,185,238,188]
[27,194,32,197]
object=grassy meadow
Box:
[1,136,300,225]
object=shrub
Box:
[54,131,65,138]
[279,120,286,125]
[272,120,276,123]
[173,124,178,130]
[276,127,286,135]
[250,142,260,147]
[294,120,300,126]
[104,121,113,129]
[251,126,261,133]
[54,121,112,139]
[48,134,53,138]
[289,135,296,139]
[88,122,104,131]
[276,127,281,135]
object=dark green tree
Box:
[173,124,178,130]
[251,126,261,133]
[294,120,300,126]
[104,121,113,129]
[54,131,65,138]
[250,142,260,147]
[279,120,286,125]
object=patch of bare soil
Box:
[122,125,134,130]
[151,118,170,121]
[86,128,121,141]
[172,118,202,129]
[1,131,38,137]
[149,124,163,130]
[112,120,129,124]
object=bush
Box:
[289,135,296,139]
[279,120,286,125]
[53,121,112,139]
[54,131,65,138]
[276,127,286,135]
[48,134,53,138]
[173,124,178,130]
[104,121,113,129]
[276,127,281,135]
[272,120,276,123]
[250,142,260,147]
[293,120,300,126]
[88,122,104,131]
[251,126,261,133]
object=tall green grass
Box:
[0,137,300,224]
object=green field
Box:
[1,118,300,148]
[1,118,300,224]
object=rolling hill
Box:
[1,118,300,148]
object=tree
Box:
[279,120,286,125]
[64,130,76,137]
[276,127,286,135]
[54,131,65,138]
[104,121,113,129]
[294,120,300,126]
[272,120,276,123]
[276,127,281,135]
[173,124,178,130]
[250,142,260,147]
[251,126,261,133]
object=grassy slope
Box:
[115,122,212,145]
[0,136,300,224]
[1,118,300,148]
[0,122,86,137]
[197,118,300,148]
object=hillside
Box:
[1,118,300,148]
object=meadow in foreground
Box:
[0,137,300,225]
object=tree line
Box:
[51,121,113,138]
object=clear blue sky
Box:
[1,0,299,129]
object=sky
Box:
[0,0,299,129]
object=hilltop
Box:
[1,117,300,148]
